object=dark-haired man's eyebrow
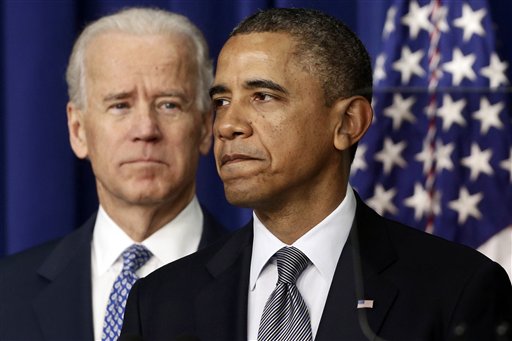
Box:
[209,84,229,98]
[244,79,289,95]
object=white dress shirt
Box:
[247,186,356,341]
[91,197,203,341]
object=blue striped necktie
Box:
[258,246,313,341]
[101,244,152,341]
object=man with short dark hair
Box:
[122,8,512,340]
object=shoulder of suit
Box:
[380,213,497,270]
[0,214,96,278]
[0,237,61,273]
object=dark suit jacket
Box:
[0,208,227,341]
[121,196,512,341]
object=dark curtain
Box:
[1,0,510,256]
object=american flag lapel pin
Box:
[357,299,374,309]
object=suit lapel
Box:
[33,214,96,340]
[353,196,399,337]
[195,223,253,341]
[316,236,363,340]
[316,196,398,341]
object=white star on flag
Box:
[437,94,467,131]
[472,97,504,135]
[453,3,486,42]
[460,143,493,181]
[499,148,512,183]
[392,46,425,84]
[374,138,407,174]
[431,5,449,33]
[401,0,432,39]
[383,6,397,39]
[404,183,440,221]
[435,141,455,173]
[351,145,368,174]
[415,140,435,174]
[374,54,387,84]
[448,187,483,224]
[383,93,416,130]
[480,53,509,88]
[367,185,398,215]
[442,48,476,86]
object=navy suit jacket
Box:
[0,208,227,341]
[121,196,512,341]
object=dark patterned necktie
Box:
[102,244,152,341]
[258,246,313,341]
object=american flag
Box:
[350,0,512,278]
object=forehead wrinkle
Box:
[154,90,189,100]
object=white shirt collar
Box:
[250,185,356,290]
[92,196,203,275]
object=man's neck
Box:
[255,184,347,245]
[99,196,193,242]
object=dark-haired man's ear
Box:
[332,96,373,152]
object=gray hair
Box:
[66,7,213,112]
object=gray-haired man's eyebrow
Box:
[103,91,133,103]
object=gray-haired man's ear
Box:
[67,102,89,159]
[198,110,213,156]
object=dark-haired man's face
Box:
[211,32,343,212]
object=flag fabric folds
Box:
[350,0,512,277]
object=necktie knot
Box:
[275,246,309,284]
[122,244,152,273]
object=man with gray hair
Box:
[0,7,226,341]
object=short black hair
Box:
[231,7,373,105]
